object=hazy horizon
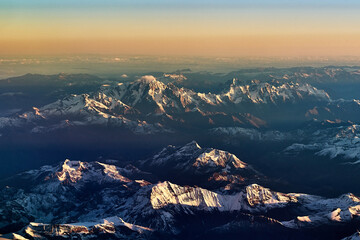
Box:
[2,0,360,57]
[2,54,360,79]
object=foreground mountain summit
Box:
[1,142,360,240]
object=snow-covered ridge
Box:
[114,76,331,108]
[282,193,360,229]
[146,141,247,171]
[223,78,330,104]
[25,216,152,239]
[0,90,168,135]
[285,124,360,164]
[0,75,334,136]
[150,181,297,212]
[2,156,360,239]
[55,159,131,185]
[194,149,246,169]
[5,159,150,195]
[140,141,260,192]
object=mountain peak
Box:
[138,75,158,83]
[150,181,223,210]
[245,184,298,207]
[52,159,133,187]
[56,159,87,183]
[182,140,201,150]
[135,75,166,89]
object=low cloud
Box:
[0,92,23,97]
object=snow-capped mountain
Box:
[140,141,260,191]
[281,193,360,228]
[0,74,341,136]
[3,68,360,239]
[0,92,168,135]
[285,124,360,164]
[0,159,154,236]
[24,217,153,240]
[2,143,360,239]
[4,175,360,239]
[5,159,152,191]
[223,78,330,104]
[150,181,297,213]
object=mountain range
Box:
[1,67,360,239]
[1,142,360,239]
[2,72,359,137]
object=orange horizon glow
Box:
[1,1,360,57]
[2,34,360,57]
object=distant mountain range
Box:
[2,70,360,137]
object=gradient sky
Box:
[1,0,360,56]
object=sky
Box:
[1,0,360,57]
